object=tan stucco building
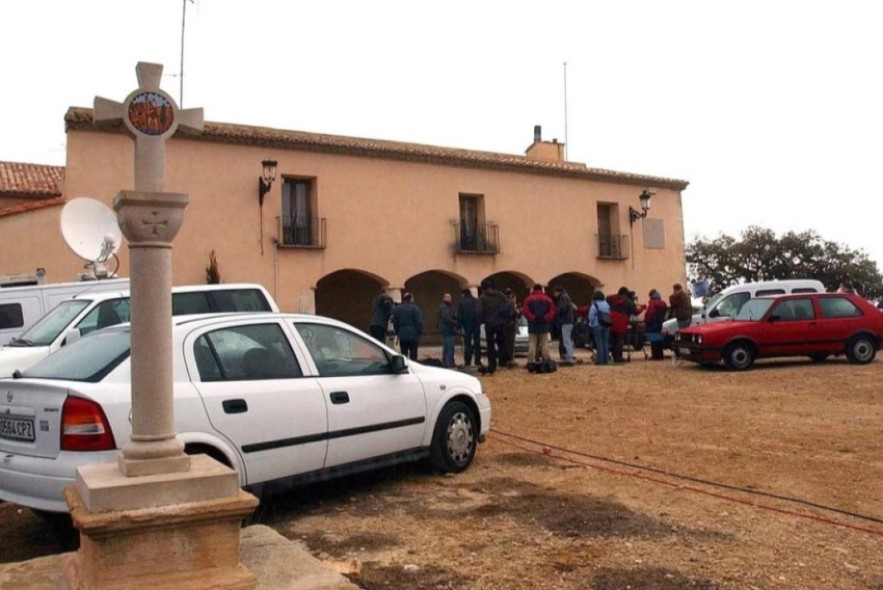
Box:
[1,109,688,338]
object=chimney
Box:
[525,124,565,163]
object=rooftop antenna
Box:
[563,61,569,161]
[179,0,195,106]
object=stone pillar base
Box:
[64,456,259,590]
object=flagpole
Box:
[563,61,569,161]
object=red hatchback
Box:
[675,292,883,370]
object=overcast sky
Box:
[3,1,881,269]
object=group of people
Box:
[368,281,696,371]
[367,280,522,373]
[583,283,692,364]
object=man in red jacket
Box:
[607,287,636,363]
[521,284,556,368]
[644,289,668,360]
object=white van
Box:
[0,278,130,346]
[0,283,278,377]
[661,279,825,344]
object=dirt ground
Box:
[3,351,882,589]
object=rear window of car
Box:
[819,297,862,319]
[172,289,273,315]
[20,328,131,382]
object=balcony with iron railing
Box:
[277,216,326,249]
[453,222,499,255]
[596,234,629,260]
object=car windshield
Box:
[734,298,774,321]
[701,293,723,316]
[19,327,131,382]
[7,299,92,347]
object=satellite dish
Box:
[60,198,122,279]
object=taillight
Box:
[61,396,117,451]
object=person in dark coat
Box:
[436,293,458,367]
[643,289,668,360]
[521,284,556,367]
[477,279,511,375]
[607,286,636,363]
[456,287,482,369]
[553,286,576,364]
[369,289,394,344]
[499,288,521,368]
[393,292,423,361]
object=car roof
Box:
[92,313,364,341]
[68,283,272,302]
[753,291,845,299]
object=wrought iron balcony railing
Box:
[596,234,629,260]
[277,216,326,249]
[453,222,499,255]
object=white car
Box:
[480,316,529,356]
[0,283,279,378]
[0,313,491,513]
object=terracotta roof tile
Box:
[0,195,65,219]
[66,107,689,191]
[0,161,64,197]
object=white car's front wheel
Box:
[430,401,477,473]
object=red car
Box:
[675,292,883,370]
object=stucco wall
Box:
[2,125,688,320]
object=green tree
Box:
[686,226,883,299]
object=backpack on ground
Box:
[527,359,557,374]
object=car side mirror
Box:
[389,355,408,374]
[708,309,720,318]
[768,315,781,323]
[63,328,82,347]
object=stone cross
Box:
[94,62,204,477]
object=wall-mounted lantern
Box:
[258,159,278,207]
[629,188,654,225]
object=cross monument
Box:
[93,61,203,475]
[64,62,257,590]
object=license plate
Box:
[678,347,691,356]
[0,416,35,442]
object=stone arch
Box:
[403,269,468,345]
[480,270,534,301]
[315,269,391,332]
[546,272,603,308]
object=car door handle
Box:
[329,391,350,404]
[222,399,248,414]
